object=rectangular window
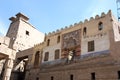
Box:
[91,72,95,80]
[70,74,73,80]
[26,31,29,36]
[88,41,94,52]
[118,71,120,79]
[44,52,49,61]
[55,49,60,59]
[57,36,60,43]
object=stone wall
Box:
[13,10,120,80]
[6,13,45,51]
[40,10,112,62]
[26,51,120,80]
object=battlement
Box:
[46,10,112,36]
[34,42,45,48]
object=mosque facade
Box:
[1,10,120,80]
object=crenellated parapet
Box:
[46,10,112,37]
[34,42,45,49]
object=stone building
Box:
[0,13,44,80]
[0,36,16,80]
[7,13,45,51]
[1,10,120,80]
[11,10,120,80]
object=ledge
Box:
[41,50,110,68]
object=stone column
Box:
[2,58,14,80]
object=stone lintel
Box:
[9,17,17,22]
[16,12,29,21]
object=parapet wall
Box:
[46,10,111,36]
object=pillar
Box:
[2,58,14,80]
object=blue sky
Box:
[0,0,118,35]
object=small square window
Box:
[44,52,49,61]
[26,31,29,35]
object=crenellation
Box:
[74,23,78,26]
[43,11,111,37]
[56,29,60,32]
[101,12,106,17]
[65,26,68,29]
[47,32,51,36]
[79,21,83,24]
[95,15,100,19]
[2,10,120,80]
[34,42,44,48]
[60,27,64,31]
[90,17,94,21]
[52,31,55,34]
[107,10,112,15]
[84,19,89,23]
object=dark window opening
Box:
[55,49,60,59]
[18,50,21,52]
[47,39,50,46]
[57,35,60,43]
[98,22,103,30]
[88,41,94,52]
[51,76,54,80]
[118,26,120,34]
[34,51,40,67]
[36,77,39,80]
[26,31,29,35]
[44,52,49,61]
[70,74,73,80]
[0,43,1,45]
[118,71,120,79]
[91,72,95,80]
[83,27,87,36]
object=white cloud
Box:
[0,19,7,35]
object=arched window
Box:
[57,35,60,43]
[55,49,60,59]
[34,51,40,67]
[47,39,50,46]
[44,52,49,61]
[83,27,87,36]
[98,22,103,30]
